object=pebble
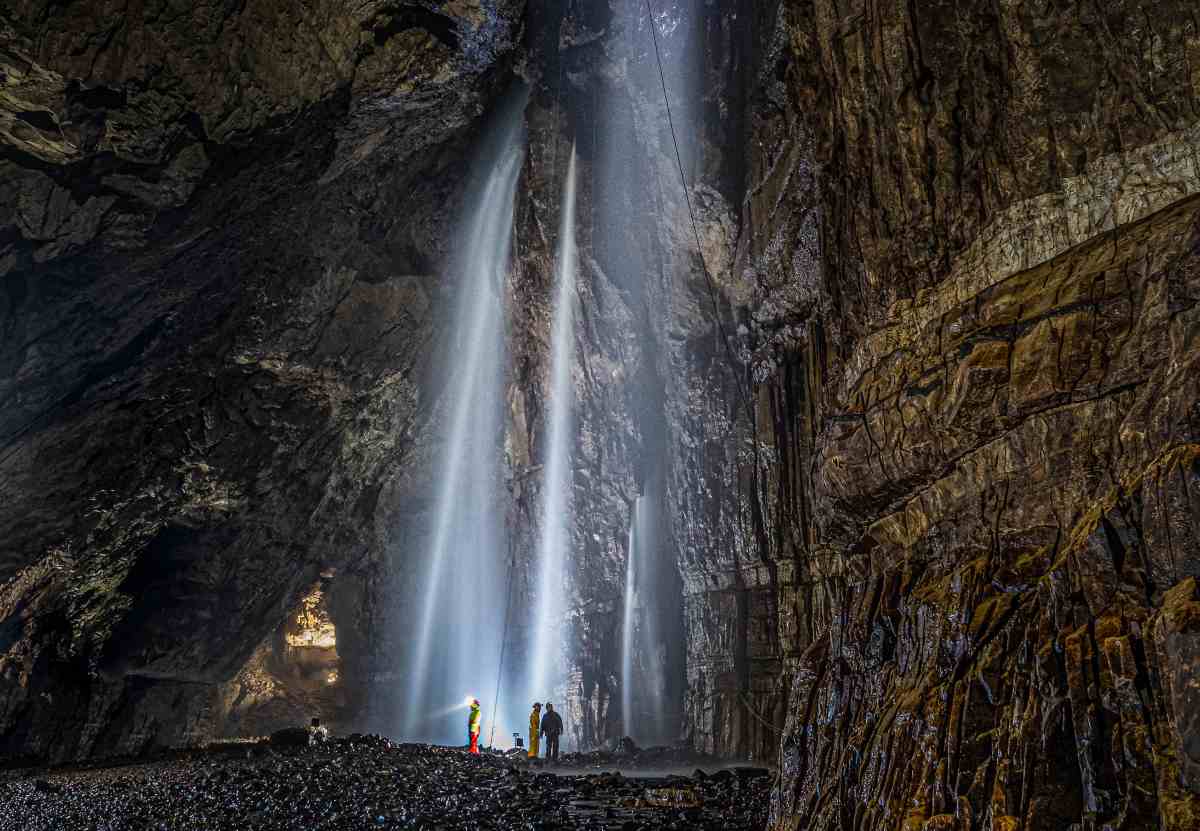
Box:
[0,735,771,830]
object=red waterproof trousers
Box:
[469,731,480,754]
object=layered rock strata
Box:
[710,1,1200,827]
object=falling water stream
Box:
[401,96,526,744]
[621,497,640,737]
[635,485,667,738]
[600,0,696,745]
[620,486,668,741]
[529,145,579,703]
[396,0,696,745]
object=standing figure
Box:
[528,702,542,759]
[540,702,563,762]
[468,699,481,754]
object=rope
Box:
[739,691,785,735]
[644,0,753,422]
[488,550,518,748]
[648,3,902,593]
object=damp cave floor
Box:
[0,735,772,830]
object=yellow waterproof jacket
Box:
[529,709,540,734]
[469,706,481,735]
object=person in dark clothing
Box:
[540,702,564,761]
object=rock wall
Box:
[707,0,1200,827]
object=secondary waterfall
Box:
[621,497,640,737]
[635,485,667,740]
[401,95,526,743]
[529,145,579,702]
[591,0,696,744]
[620,486,668,741]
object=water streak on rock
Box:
[530,145,579,701]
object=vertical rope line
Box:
[488,549,517,749]
[643,0,752,420]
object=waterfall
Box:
[593,0,698,746]
[529,145,579,702]
[635,484,667,740]
[621,487,668,742]
[621,497,639,737]
[401,94,526,743]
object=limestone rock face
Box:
[714,1,1200,828]
[503,0,692,752]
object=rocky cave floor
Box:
[0,735,772,830]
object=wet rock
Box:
[268,728,312,749]
[716,1,1200,828]
[1155,578,1200,792]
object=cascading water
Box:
[529,145,579,703]
[620,485,669,742]
[621,497,640,738]
[400,92,526,744]
[592,0,695,744]
[634,483,667,739]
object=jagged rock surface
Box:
[711,1,1200,828]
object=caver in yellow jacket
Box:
[528,703,542,758]
[467,700,481,754]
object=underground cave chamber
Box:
[0,0,1198,828]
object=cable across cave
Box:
[644,0,754,424]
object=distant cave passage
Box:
[285,584,340,676]
[220,581,345,737]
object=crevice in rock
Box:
[367,6,460,52]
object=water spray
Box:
[398,87,529,743]
[529,143,579,700]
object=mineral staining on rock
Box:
[738,2,1200,829]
